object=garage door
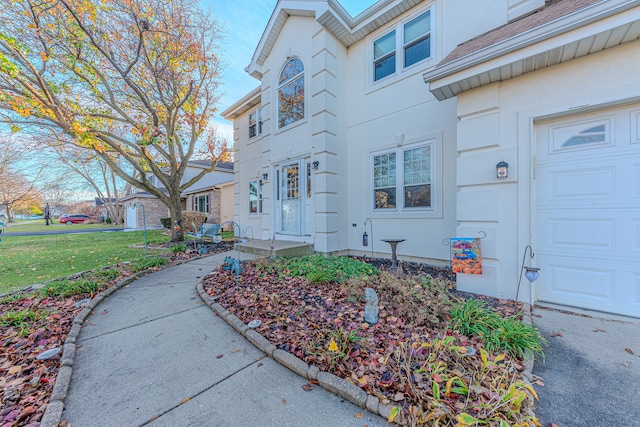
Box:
[535,104,640,317]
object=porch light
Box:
[262,173,268,180]
[515,245,540,304]
[525,267,540,283]
[496,160,509,179]
[313,161,319,170]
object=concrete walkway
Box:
[61,252,387,426]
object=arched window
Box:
[278,58,304,128]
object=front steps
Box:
[235,239,314,257]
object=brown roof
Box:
[439,0,604,65]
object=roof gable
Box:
[245,0,426,79]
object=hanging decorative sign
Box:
[450,238,482,275]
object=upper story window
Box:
[249,107,263,138]
[373,9,432,82]
[278,58,304,128]
[372,141,434,210]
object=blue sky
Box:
[200,0,377,139]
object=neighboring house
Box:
[122,161,234,229]
[222,0,640,318]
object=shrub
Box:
[105,217,112,224]
[160,217,171,228]
[182,211,207,233]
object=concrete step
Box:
[235,239,314,257]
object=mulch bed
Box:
[202,257,530,425]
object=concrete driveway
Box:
[531,306,640,427]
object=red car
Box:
[59,214,91,225]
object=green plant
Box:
[258,254,378,284]
[385,336,540,426]
[311,327,364,367]
[171,243,187,253]
[160,217,172,228]
[0,308,46,336]
[132,256,169,272]
[449,299,545,358]
[38,278,101,298]
[105,217,112,224]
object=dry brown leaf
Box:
[625,348,634,355]
[181,397,190,404]
[354,413,364,418]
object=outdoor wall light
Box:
[313,161,319,170]
[496,160,509,179]
[262,173,268,180]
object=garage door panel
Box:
[544,259,615,300]
[634,164,640,197]
[544,167,616,201]
[632,109,640,144]
[537,213,619,252]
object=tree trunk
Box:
[167,192,184,242]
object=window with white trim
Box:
[278,58,304,128]
[372,142,433,210]
[249,180,263,214]
[194,194,209,213]
[373,9,432,82]
[249,107,263,138]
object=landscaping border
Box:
[196,281,538,423]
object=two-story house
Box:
[222,0,640,317]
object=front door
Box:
[280,161,301,234]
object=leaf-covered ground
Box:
[0,242,234,426]
[202,257,538,426]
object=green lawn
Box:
[3,219,117,233]
[0,230,171,293]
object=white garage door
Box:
[535,104,640,317]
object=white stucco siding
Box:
[455,40,640,306]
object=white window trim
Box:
[370,139,436,213]
[369,5,435,86]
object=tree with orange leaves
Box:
[0,0,226,241]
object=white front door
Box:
[535,104,640,317]
[280,161,302,234]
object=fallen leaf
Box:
[535,379,545,386]
[593,328,606,332]
[216,354,224,359]
[354,413,364,418]
[8,365,22,375]
[302,383,314,391]
[282,399,287,406]
[625,348,634,355]
[549,332,563,337]
[181,397,190,404]
[388,406,399,423]
[623,363,629,368]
